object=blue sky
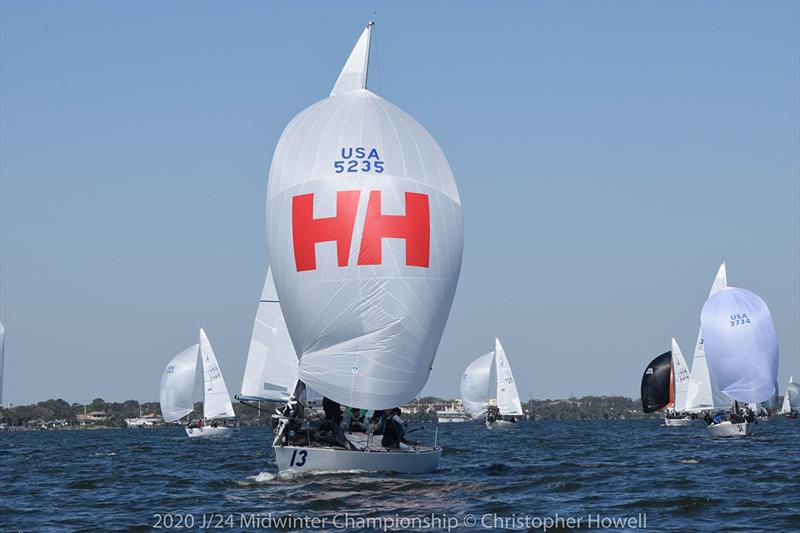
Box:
[1,1,798,405]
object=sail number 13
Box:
[289,449,307,467]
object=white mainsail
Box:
[494,338,523,416]
[160,344,200,423]
[686,262,729,411]
[0,321,4,405]
[779,377,794,414]
[701,287,779,404]
[460,352,494,418]
[266,22,463,410]
[671,338,691,412]
[199,328,236,420]
[239,268,299,401]
[787,377,800,411]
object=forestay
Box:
[266,23,463,410]
[700,287,779,404]
[460,352,494,418]
[199,329,236,420]
[160,344,200,423]
[494,339,523,416]
[240,268,299,402]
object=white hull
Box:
[664,417,697,427]
[274,445,441,474]
[185,426,235,438]
[486,419,517,430]
[437,417,469,424]
[707,421,749,437]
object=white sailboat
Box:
[779,377,799,418]
[685,262,730,413]
[0,321,5,406]
[701,287,780,437]
[159,328,237,438]
[460,339,524,430]
[264,22,463,474]
[663,339,698,426]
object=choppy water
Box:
[1,419,798,532]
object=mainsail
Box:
[0,321,4,405]
[700,287,779,404]
[494,339,523,416]
[239,268,299,402]
[199,329,236,420]
[266,23,463,410]
[460,352,494,418]
[671,338,691,412]
[160,344,200,423]
[641,351,673,413]
[686,262,729,411]
[786,377,800,411]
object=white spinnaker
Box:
[160,344,200,423]
[199,329,236,419]
[700,287,779,404]
[686,262,729,411]
[266,24,463,410]
[671,338,691,412]
[0,321,5,405]
[460,352,494,419]
[787,378,800,411]
[240,268,299,401]
[494,339,523,416]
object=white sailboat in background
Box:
[779,377,799,418]
[0,321,5,406]
[159,328,237,438]
[685,262,730,414]
[264,22,463,474]
[460,338,524,430]
[701,287,779,437]
[663,339,698,426]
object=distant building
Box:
[125,413,163,428]
[77,410,109,424]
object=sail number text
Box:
[729,313,751,327]
[334,147,384,174]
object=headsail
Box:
[160,344,200,423]
[700,287,779,404]
[460,352,494,419]
[494,339,523,416]
[266,23,463,410]
[686,262,729,411]
[641,351,672,413]
[671,338,691,412]
[239,268,299,402]
[199,329,236,419]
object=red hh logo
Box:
[292,191,430,272]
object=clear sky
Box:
[1,1,798,405]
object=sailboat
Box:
[641,350,673,416]
[662,339,698,426]
[0,321,5,406]
[685,262,730,414]
[159,328,237,438]
[264,22,463,474]
[779,377,799,419]
[701,287,779,437]
[460,338,524,430]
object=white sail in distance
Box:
[460,352,494,418]
[240,268,300,401]
[671,338,691,412]
[686,262,729,411]
[701,287,779,404]
[160,344,200,423]
[199,329,235,420]
[0,321,4,405]
[494,338,523,416]
[266,23,463,410]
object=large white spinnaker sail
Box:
[460,352,494,418]
[199,329,236,420]
[494,338,523,416]
[266,23,463,410]
[0,321,5,405]
[160,344,200,423]
[240,268,299,402]
[671,338,691,412]
[701,287,779,404]
[686,262,729,411]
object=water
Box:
[1,419,798,532]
